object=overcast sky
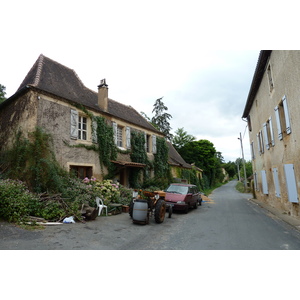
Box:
[1,0,297,162]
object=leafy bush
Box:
[0,179,40,223]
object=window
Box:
[112,122,124,148]
[263,117,275,150]
[78,116,87,140]
[267,64,274,93]
[117,126,123,147]
[70,109,89,141]
[145,133,151,152]
[274,95,292,140]
[70,165,92,179]
[256,130,264,155]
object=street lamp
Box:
[238,132,247,192]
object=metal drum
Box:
[132,199,148,224]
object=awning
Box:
[111,160,146,168]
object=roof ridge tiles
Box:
[33,54,45,86]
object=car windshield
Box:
[166,185,189,195]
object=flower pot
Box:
[122,205,129,213]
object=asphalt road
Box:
[2,180,300,250]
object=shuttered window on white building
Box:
[261,170,269,194]
[274,95,292,141]
[254,172,259,191]
[284,164,299,203]
[272,168,281,197]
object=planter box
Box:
[122,205,129,213]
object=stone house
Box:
[242,50,300,217]
[167,142,203,184]
[0,54,166,186]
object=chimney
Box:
[98,79,108,112]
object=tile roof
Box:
[167,141,192,169]
[242,50,272,118]
[17,54,161,133]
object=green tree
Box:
[172,127,195,151]
[151,97,173,141]
[223,161,237,178]
[0,84,6,104]
[178,139,221,188]
[235,158,252,180]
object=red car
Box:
[165,183,202,213]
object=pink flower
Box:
[83,177,90,183]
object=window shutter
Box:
[112,122,117,145]
[144,132,147,151]
[260,130,264,153]
[261,170,268,194]
[92,119,98,143]
[282,95,291,134]
[253,172,259,191]
[272,168,281,197]
[274,106,283,140]
[256,133,261,155]
[263,123,270,150]
[152,135,157,154]
[284,164,298,203]
[126,126,131,149]
[70,109,78,139]
[269,117,275,146]
[250,141,255,160]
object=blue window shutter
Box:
[282,95,292,134]
[284,164,298,203]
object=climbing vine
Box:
[95,116,117,177]
[153,137,170,185]
[128,131,149,187]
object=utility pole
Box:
[236,162,241,182]
[238,132,247,192]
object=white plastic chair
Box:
[96,197,108,216]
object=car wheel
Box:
[193,201,198,209]
[184,205,189,214]
[199,198,202,206]
[168,205,173,218]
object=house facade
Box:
[242,50,300,217]
[0,54,165,186]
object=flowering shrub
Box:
[0,179,40,223]
[83,178,120,205]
